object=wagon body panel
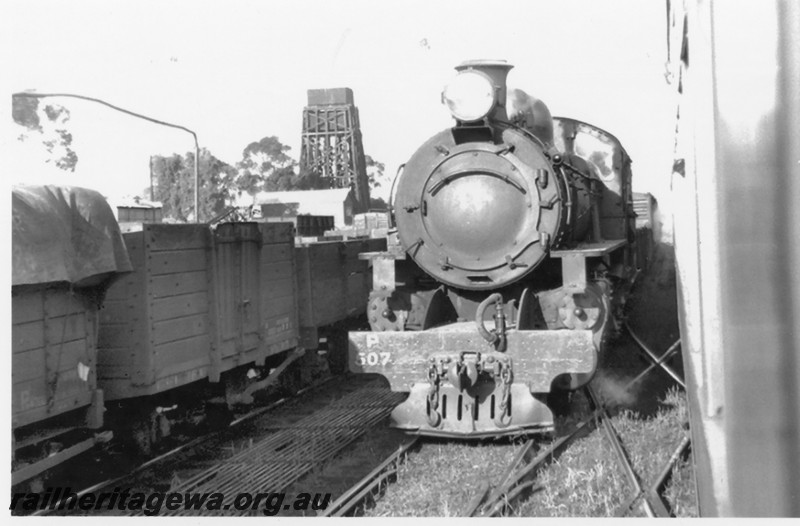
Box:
[12,287,100,429]
[258,223,299,358]
[11,185,129,486]
[97,222,299,400]
[295,237,385,346]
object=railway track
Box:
[320,437,420,517]
[28,322,689,518]
[323,385,690,518]
[323,331,692,518]
[465,388,690,518]
[154,385,403,516]
[29,376,335,516]
[31,375,405,516]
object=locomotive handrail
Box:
[475,293,503,345]
[387,163,405,215]
[427,169,527,196]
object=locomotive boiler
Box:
[350,60,640,437]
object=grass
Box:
[364,388,696,517]
[365,440,519,516]
[515,387,696,517]
[365,243,697,517]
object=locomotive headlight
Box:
[442,70,496,122]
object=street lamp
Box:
[12,92,201,222]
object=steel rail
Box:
[623,343,682,392]
[616,435,689,519]
[320,436,420,517]
[585,387,659,518]
[625,322,685,388]
[33,375,339,516]
[493,439,536,494]
[153,386,404,516]
[468,403,602,517]
[645,434,692,514]
[470,369,690,518]
[464,325,690,520]
[468,439,535,516]
[461,481,491,517]
[461,440,533,517]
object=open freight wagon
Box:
[96,221,384,452]
[12,185,132,487]
[96,222,298,400]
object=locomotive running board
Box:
[348,326,596,437]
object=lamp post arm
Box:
[13,91,202,222]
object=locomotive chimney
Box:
[455,59,514,121]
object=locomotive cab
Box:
[350,60,638,437]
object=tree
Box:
[152,148,235,222]
[289,166,327,191]
[233,135,333,196]
[369,195,388,210]
[264,165,299,191]
[13,95,78,171]
[234,136,296,196]
[365,154,390,210]
[365,154,385,190]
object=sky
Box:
[5,0,676,207]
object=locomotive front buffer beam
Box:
[349,325,595,437]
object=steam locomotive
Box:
[350,60,642,437]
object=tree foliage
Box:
[13,95,78,171]
[282,166,328,191]
[365,154,385,189]
[233,135,329,196]
[151,137,387,220]
[365,154,390,210]
[369,195,388,210]
[152,148,235,222]
[235,136,296,195]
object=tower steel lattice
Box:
[299,88,370,213]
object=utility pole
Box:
[149,155,154,202]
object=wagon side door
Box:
[213,223,261,366]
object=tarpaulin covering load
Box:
[12,185,132,287]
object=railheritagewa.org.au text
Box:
[11,487,332,516]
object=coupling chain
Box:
[427,361,442,427]
[495,360,514,428]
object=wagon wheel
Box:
[323,324,349,375]
[130,414,156,457]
